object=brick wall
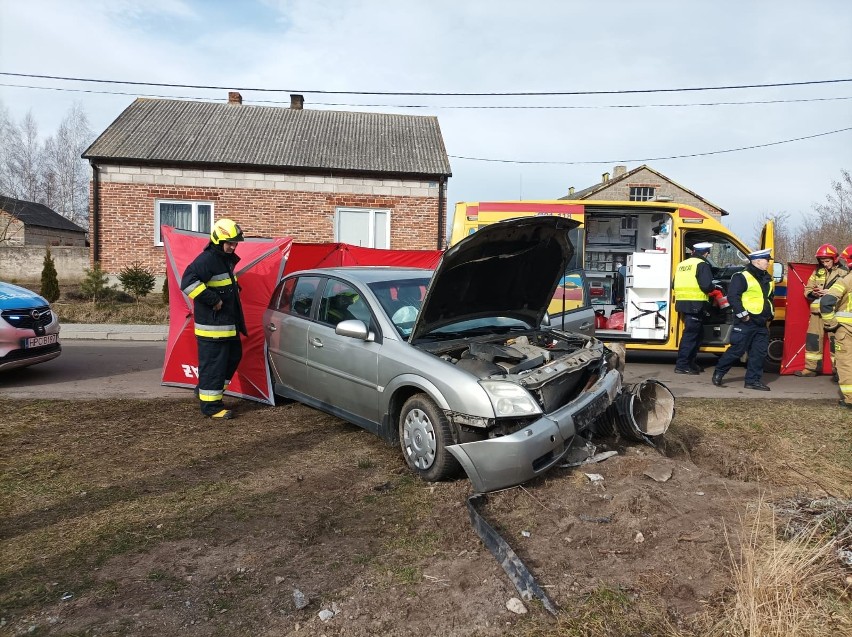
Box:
[92,165,444,275]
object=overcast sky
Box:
[1,0,850,242]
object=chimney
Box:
[228,91,243,105]
[290,94,304,110]
[613,164,627,178]
[569,186,575,196]
[602,172,610,183]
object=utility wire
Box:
[2,81,851,110]
[449,126,852,165]
[1,70,852,96]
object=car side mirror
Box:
[336,319,375,342]
[772,262,783,282]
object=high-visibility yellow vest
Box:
[673,258,708,302]
[740,270,772,316]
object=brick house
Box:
[0,195,87,246]
[82,93,452,276]
[563,164,728,219]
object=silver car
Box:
[263,217,623,492]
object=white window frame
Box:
[334,207,391,248]
[629,186,655,202]
[154,200,214,246]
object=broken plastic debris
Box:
[60,592,73,601]
[318,609,334,622]
[643,466,672,482]
[584,473,604,483]
[634,532,645,543]
[696,492,705,496]
[521,530,531,538]
[506,597,527,614]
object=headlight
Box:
[479,380,542,417]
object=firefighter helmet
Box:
[841,244,852,268]
[210,218,245,244]
[815,243,839,263]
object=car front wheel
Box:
[399,394,460,482]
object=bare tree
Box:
[799,169,852,260]
[0,100,94,229]
[42,103,93,229]
[752,211,796,265]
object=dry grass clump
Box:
[706,497,851,637]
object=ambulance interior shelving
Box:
[580,210,744,346]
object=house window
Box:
[155,200,213,245]
[629,186,655,202]
[335,207,390,248]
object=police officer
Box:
[795,244,847,377]
[712,249,774,391]
[673,242,715,374]
[181,219,247,419]
[820,263,852,409]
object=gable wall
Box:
[585,167,723,218]
[93,165,443,275]
[0,211,25,246]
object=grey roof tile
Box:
[0,196,87,233]
[83,98,452,177]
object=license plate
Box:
[24,333,58,348]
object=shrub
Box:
[162,276,169,304]
[40,247,60,302]
[80,262,111,303]
[118,262,156,303]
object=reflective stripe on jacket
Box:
[180,243,246,340]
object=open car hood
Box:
[410,216,578,342]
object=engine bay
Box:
[431,332,608,413]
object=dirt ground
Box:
[1,397,850,637]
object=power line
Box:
[449,126,852,165]
[1,70,852,96]
[2,81,851,110]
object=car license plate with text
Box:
[24,333,58,348]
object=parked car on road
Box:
[0,282,62,372]
[263,217,625,492]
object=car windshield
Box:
[426,316,532,339]
[368,277,431,338]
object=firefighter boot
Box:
[794,369,818,377]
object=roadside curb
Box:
[60,324,168,342]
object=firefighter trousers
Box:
[834,327,852,403]
[197,337,243,416]
[803,313,835,373]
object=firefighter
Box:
[820,265,852,409]
[712,249,774,391]
[842,244,852,269]
[673,242,715,374]
[795,244,847,377]
[181,219,247,419]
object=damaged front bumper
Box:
[447,368,622,493]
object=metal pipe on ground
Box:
[595,379,675,441]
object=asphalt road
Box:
[0,341,841,402]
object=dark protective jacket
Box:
[727,263,774,325]
[180,243,247,340]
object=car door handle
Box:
[579,322,593,330]
[311,337,323,348]
[267,323,277,331]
